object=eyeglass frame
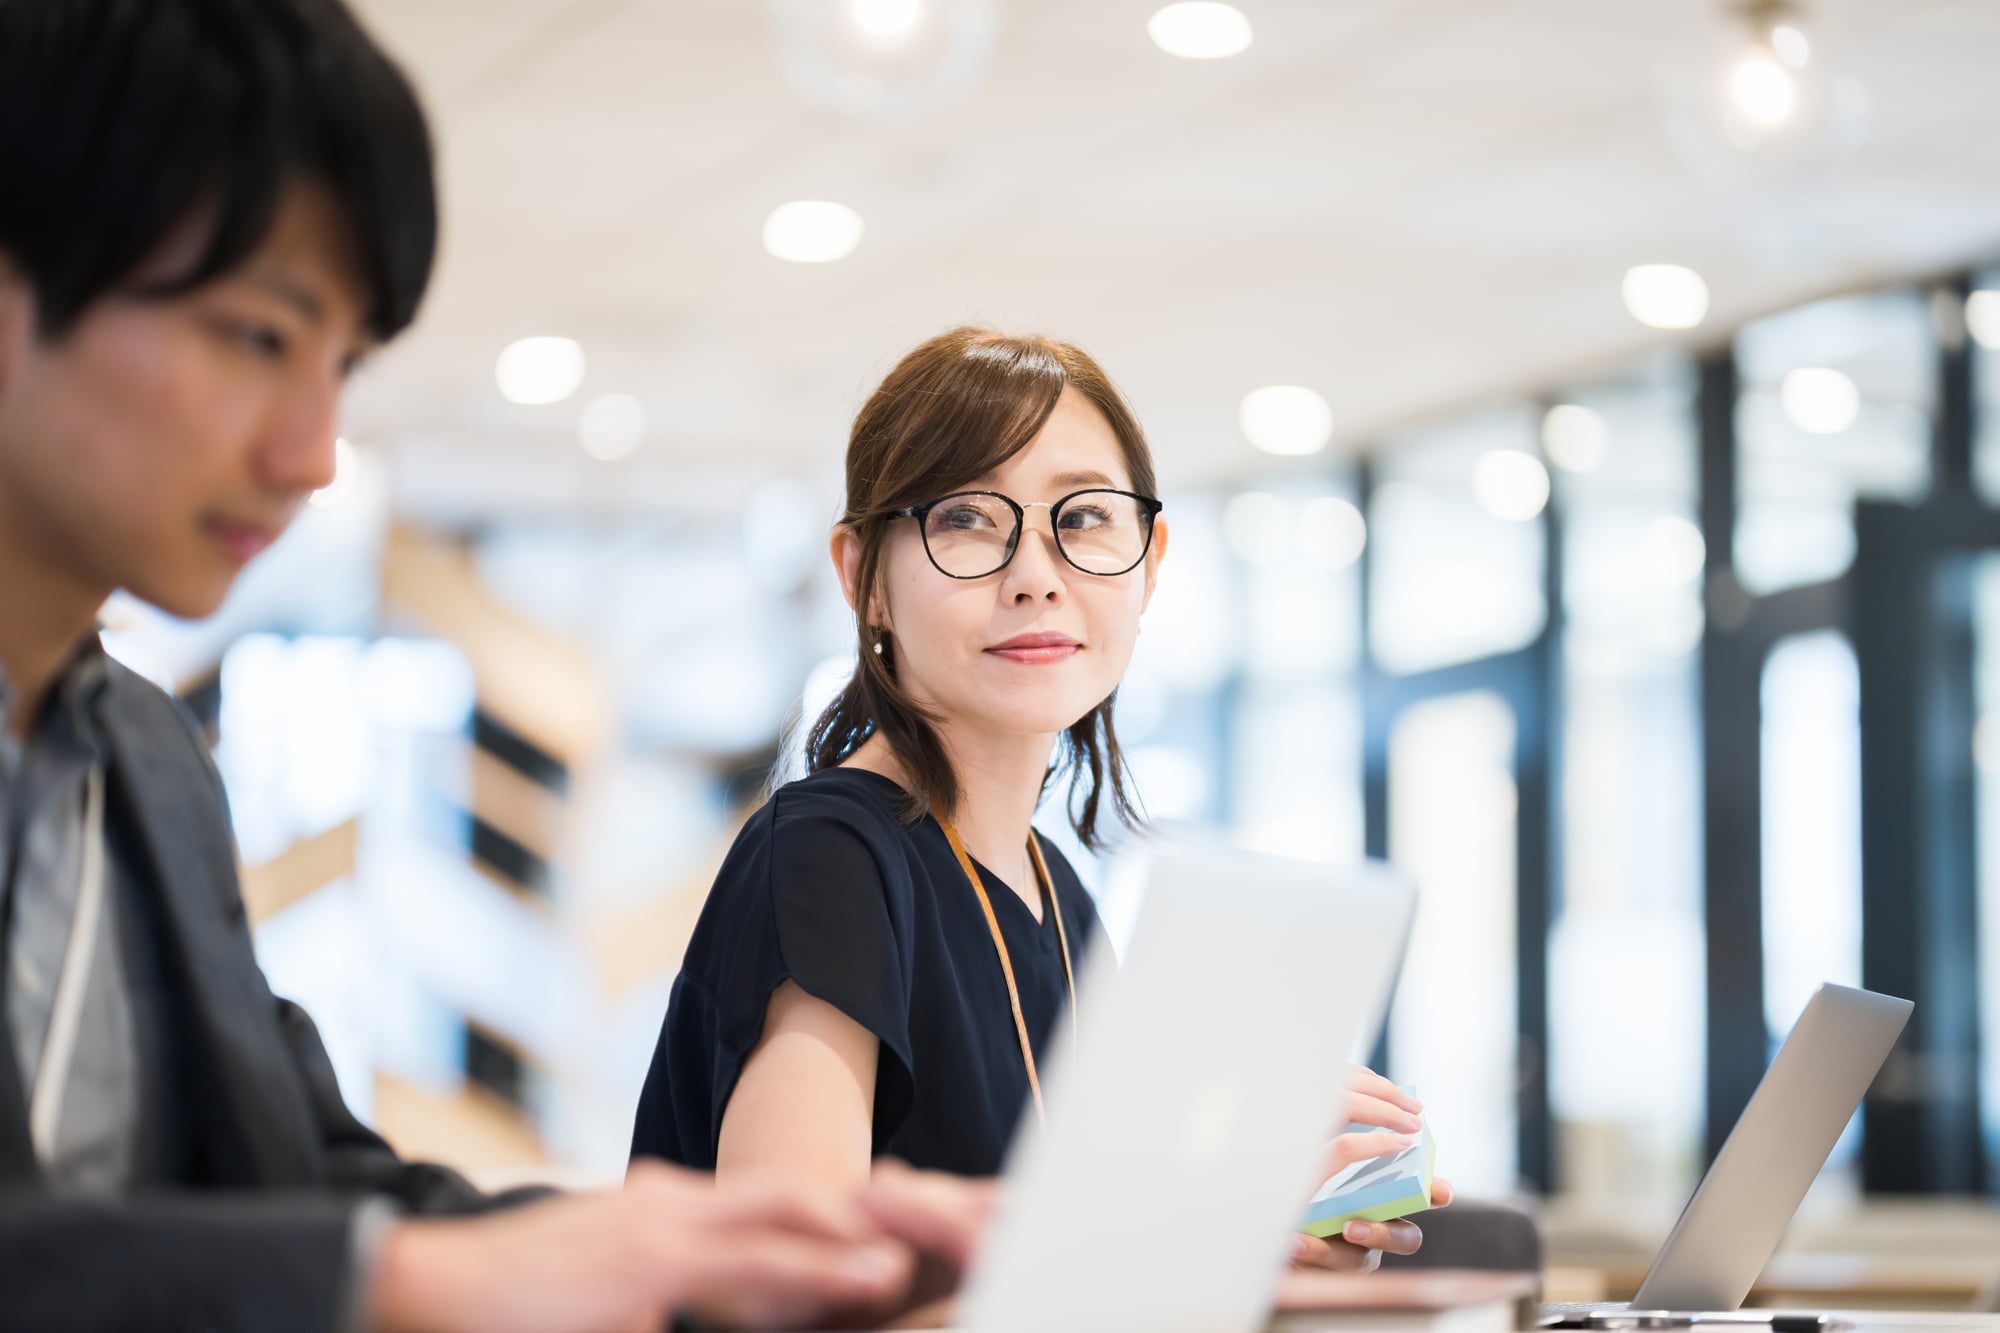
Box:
[886,487,1166,580]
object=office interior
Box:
[95,0,2000,1307]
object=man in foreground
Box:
[0,0,982,1328]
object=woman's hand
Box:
[1289,1068,1452,1273]
[1291,1175,1455,1272]
[1344,1067,1424,1136]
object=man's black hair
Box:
[0,0,437,342]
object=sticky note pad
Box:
[1297,1119,1437,1239]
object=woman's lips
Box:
[203,518,279,564]
[986,633,1081,666]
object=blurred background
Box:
[99,0,2000,1303]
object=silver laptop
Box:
[1545,983,1915,1326]
[958,842,1417,1333]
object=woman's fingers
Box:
[1431,1176,1455,1208]
[1291,1232,1383,1273]
[1318,1130,1416,1180]
[1344,1093,1423,1134]
[1348,1069,1421,1113]
[1341,1218,1425,1257]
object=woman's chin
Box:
[954,701,1106,739]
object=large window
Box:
[1387,691,1520,1195]
[1734,291,1935,595]
[1547,356,1708,1209]
[1369,407,1548,675]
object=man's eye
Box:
[224,320,289,359]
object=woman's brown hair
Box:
[805,326,1159,849]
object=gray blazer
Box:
[0,657,507,1332]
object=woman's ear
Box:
[831,525,863,613]
[1139,515,1169,613]
[831,524,893,634]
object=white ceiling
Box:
[340,0,2000,520]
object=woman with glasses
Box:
[630,327,1443,1271]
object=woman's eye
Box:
[939,505,995,531]
[1061,505,1113,529]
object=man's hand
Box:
[371,1161,916,1333]
[827,1161,995,1328]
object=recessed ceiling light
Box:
[496,337,587,406]
[1148,2,1253,59]
[851,0,922,39]
[1770,23,1810,68]
[1644,515,1708,587]
[1239,385,1333,456]
[1622,265,1710,330]
[579,394,648,461]
[1473,450,1550,523]
[764,200,865,263]
[1780,367,1860,434]
[1299,496,1367,571]
[1541,404,1609,474]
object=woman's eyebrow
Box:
[1052,470,1118,488]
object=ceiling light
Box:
[1148,2,1253,59]
[1299,497,1367,571]
[1655,3,1867,174]
[763,200,866,263]
[1730,51,1797,126]
[1542,404,1609,474]
[496,337,586,406]
[851,0,922,39]
[1622,264,1710,330]
[1967,290,2000,351]
[1644,516,1708,587]
[1770,23,1810,67]
[1222,491,1291,564]
[1239,385,1334,456]
[579,394,648,461]
[310,437,358,509]
[1473,450,1551,523]
[1779,366,1860,434]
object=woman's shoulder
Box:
[764,766,913,839]
[712,766,922,890]
[693,769,924,952]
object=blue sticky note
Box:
[1297,1107,1437,1239]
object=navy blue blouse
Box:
[629,767,1106,1178]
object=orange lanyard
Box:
[934,810,1077,1128]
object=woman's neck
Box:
[847,723,1058,912]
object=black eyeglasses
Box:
[889,488,1165,580]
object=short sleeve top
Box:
[628,767,1107,1178]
